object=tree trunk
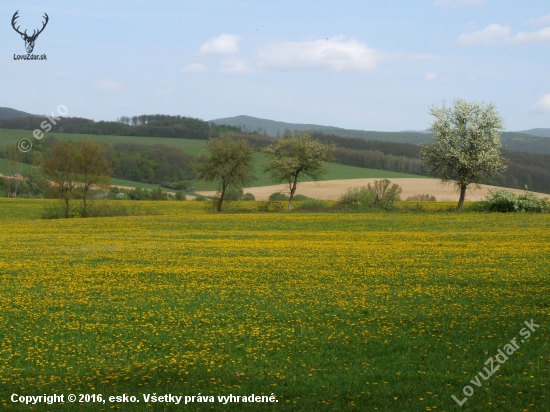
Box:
[217,183,227,212]
[82,193,88,218]
[288,173,299,212]
[457,184,467,212]
[65,197,70,218]
[82,185,91,217]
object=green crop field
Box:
[0,199,548,411]
[0,128,426,192]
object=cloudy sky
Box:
[1,0,549,131]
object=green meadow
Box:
[0,199,548,411]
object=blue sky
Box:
[1,0,549,131]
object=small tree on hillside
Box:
[5,146,23,198]
[75,140,112,217]
[42,141,79,218]
[420,99,508,212]
[263,133,335,211]
[195,134,255,212]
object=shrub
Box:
[339,186,375,210]
[257,201,285,212]
[242,193,255,201]
[293,194,310,201]
[161,181,191,191]
[42,202,78,219]
[483,189,549,213]
[224,187,244,201]
[517,192,549,213]
[269,192,289,201]
[339,180,402,211]
[150,187,166,200]
[372,179,403,210]
[175,191,186,201]
[406,194,436,201]
[483,190,518,212]
[296,199,331,212]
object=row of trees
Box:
[0,99,523,214]
[197,99,512,213]
[196,133,335,212]
[3,136,197,191]
[0,115,238,141]
[27,141,112,217]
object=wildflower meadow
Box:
[0,199,548,411]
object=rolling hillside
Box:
[0,129,425,192]
[520,128,550,138]
[210,115,550,153]
[209,115,431,144]
[0,107,37,119]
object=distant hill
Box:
[209,115,550,150]
[519,128,550,138]
[0,107,37,119]
[209,115,432,144]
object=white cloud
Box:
[182,63,208,73]
[256,37,381,72]
[433,0,482,7]
[220,59,252,74]
[199,34,240,55]
[529,94,550,113]
[425,72,437,81]
[95,79,123,90]
[456,24,511,45]
[508,27,550,44]
[528,14,550,26]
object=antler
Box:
[29,13,49,39]
[11,11,27,37]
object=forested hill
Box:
[2,113,550,155]
[0,114,239,140]
[0,107,37,119]
[520,128,550,138]
[209,115,431,144]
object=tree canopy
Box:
[195,134,255,212]
[263,133,335,211]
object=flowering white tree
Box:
[420,99,508,212]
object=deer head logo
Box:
[11,11,49,54]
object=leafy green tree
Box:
[21,166,49,197]
[4,145,23,198]
[195,134,255,212]
[75,140,112,217]
[263,133,335,211]
[420,99,507,212]
[42,141,79,218]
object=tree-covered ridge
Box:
[0,115,238,141]
[5,136,196,189]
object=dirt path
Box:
[196,178,548,201]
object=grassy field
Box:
[0,199,548,411]
[0,128,425,192]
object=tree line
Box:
[0,115,240,140]
[2,136,196,190]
